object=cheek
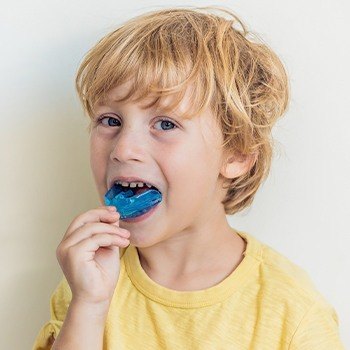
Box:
[89,136,108,182]
[172,139,221,203]
[164,141,212,193]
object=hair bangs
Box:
[76,15,215,121]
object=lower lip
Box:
[122,203,160,223]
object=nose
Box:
[110,126,145,163]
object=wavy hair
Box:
[75,6,290,215]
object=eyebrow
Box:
[101,100,184,119]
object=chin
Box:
[128,232,163,249]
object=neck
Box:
[136,210,246,291]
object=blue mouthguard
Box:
[104,184,162,219]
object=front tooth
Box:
[117,181,146,188]
[146,184,151,188]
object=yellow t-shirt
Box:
[33,230,345,349]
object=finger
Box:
[65,208,120,239]
[70,233,130,256]
[98,205,117,212]
[62,222,130,248]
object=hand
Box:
[56,206,130,306]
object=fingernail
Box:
[107,206,116,211]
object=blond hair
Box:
[75,6,290,215]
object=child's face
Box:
[89,80,232,247]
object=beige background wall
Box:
[1,1,349,349]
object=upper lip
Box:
[109,176,161,192]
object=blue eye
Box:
[99,116,120,127]
[97,116,178,131]
[154,118,177,131]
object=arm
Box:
[33,208,129,350]
[52,298,110,350]
[50,207,129,349]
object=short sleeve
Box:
[32,277,72,350]
[288,300,345,350]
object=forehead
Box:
[96,79,196,118]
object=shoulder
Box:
[259,239,339,318]
[288,297,344,349]
[239,231,344,348]
[261,240,319,296]
[241,230,328,303]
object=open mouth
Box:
[104,182,163,220]
[113,183,161,196]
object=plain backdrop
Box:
[1,1,349,349]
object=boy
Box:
[33,6,345,349]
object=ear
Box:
[220,150,258,180]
